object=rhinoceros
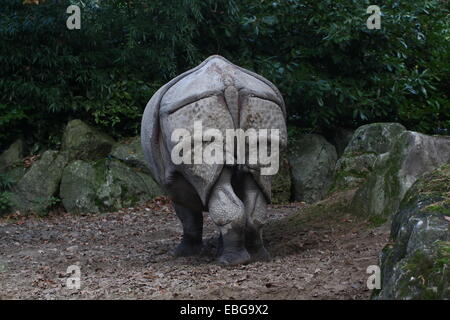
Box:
[141,55,287,265]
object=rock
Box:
[271,157,292,204]
[110,136,148,172]
[351,131,450,218]
[332,123,406,191]
[60,158,162,214]
[374,164,450,299]
[9,151,68,213]
[59,160,100,214]
[97,159,162,211]
[344,123,406,154]
[4,166,27,186]
[61,119,115,161]
[0,139,23,172]
[288,134,337,203]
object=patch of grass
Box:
[34,196,61,217]
[435,241,450,269]
[0,191,12,215]
[403,164,450,216]
[368,215,388,228]
[399,241,450,299]
[424,200,450,216]
[418,164,450,195]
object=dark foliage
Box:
[1,0,449,151]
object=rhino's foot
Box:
[171,241,203,257]
[217,249,251,266]
[248,246,271,262]
[244,225,270,262]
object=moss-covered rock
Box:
[351,131,450,218]
[60,158,162,213]
[288,134,337,203]
[110,136,149,173]
[374,164,450,299]
[9,150,68,213]
[0,139,23,173]
[99,159,162,210]
[59,160,100,214]
[332,123,406,191]
[62,119,116,161]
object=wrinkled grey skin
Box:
[141,55,287,265]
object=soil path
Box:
[0,198,389,299]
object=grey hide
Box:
[141,55,287,265]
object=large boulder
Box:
[96,159,162,211]
[351,131,450,218]
[110,136,148,172]
[59,160,99,214]
[375,164,450,299]
[288,134,337,203]
[60,158,162,214]
[61,119,115,161]
[9,150,68,213]
[0,139,23,172]
[332,123,406,191]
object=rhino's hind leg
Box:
[172,204,203,257]
[241,175,271,262]
[208,168,251,266]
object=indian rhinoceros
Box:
[141,55,287,265]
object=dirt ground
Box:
[0,194,389,300]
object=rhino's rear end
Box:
[157,55,287,204]
[141,55,287,266]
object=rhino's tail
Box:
[224,84,239,129]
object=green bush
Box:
[0,0,206,149]
[0,0,449,151]
[215,0,450,133]
[0,191,12,215]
